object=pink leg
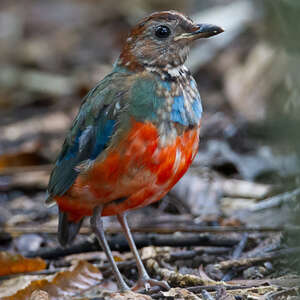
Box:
[117,213,170,291]
[91,206,130,292]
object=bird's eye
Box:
[155,25,171,39]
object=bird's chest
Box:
[87,119,200,200]
[151,68,202,146]
[127,66,202,146]
[62,119,200,217]
[64,69,202,215]
[88,71,202,198]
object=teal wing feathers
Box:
[46,69,173,205]
[46,70,130,204]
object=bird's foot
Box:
[132,276,170,292]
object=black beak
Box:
[192,23,224,39]
[175,23,224,41]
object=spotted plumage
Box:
[46,10,223,291]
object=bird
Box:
[46,10,223,292]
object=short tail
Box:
[58,211,84,246]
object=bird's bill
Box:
[175,23,224,41]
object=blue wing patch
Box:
[171,95,189,126]
[91,119,115,159]
[46,71,128,201]
[170,79,202,126]
[192,98,202,119]
[48,117,116,198]
[158,77,202,127]
[56,119,115,165]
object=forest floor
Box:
[0,0,299,299]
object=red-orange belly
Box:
[55,120,200,221]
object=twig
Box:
[128,224,290,234]
[264,287,299,300]
[3,223,297,238]
[214,247,300,271]
[146,258,218,287]
[168,247,231,262]
[232,233,249,259]
[202,289,215,300]
[251,187,300,211]
[222,233,249,281]
[187,283,269,293]
[25,233,240,259]
[151,282,272,299]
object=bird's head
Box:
[118,10,223,71]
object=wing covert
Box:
[46,71,129,203]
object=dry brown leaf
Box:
[0,252,46,276]
[1,260,103,300]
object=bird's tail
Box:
[58,211,84,246]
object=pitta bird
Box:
[46,10,223,291]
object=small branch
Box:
[222,233,249,281]
[25,233,240,259]
[151,282,272,299]
[214,247,300,271]
[168,247,231,262]
[251,187,300,211]
[232,233,249,259]
[264,287,299,299]
[3,223,297,238]
[202,289,214,300]
[147,258,217,287]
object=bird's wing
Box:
[46,71,130,204]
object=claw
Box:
[132,277,170,292]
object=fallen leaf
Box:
[0,251,46,276]
[1,260,103,300]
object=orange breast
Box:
[55,119,200,221]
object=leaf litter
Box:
[0,0,299,299]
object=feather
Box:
[46,69,131,199]
[58,211,84,246]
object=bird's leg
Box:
[91,206,130,292]
[117,213,170,291]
